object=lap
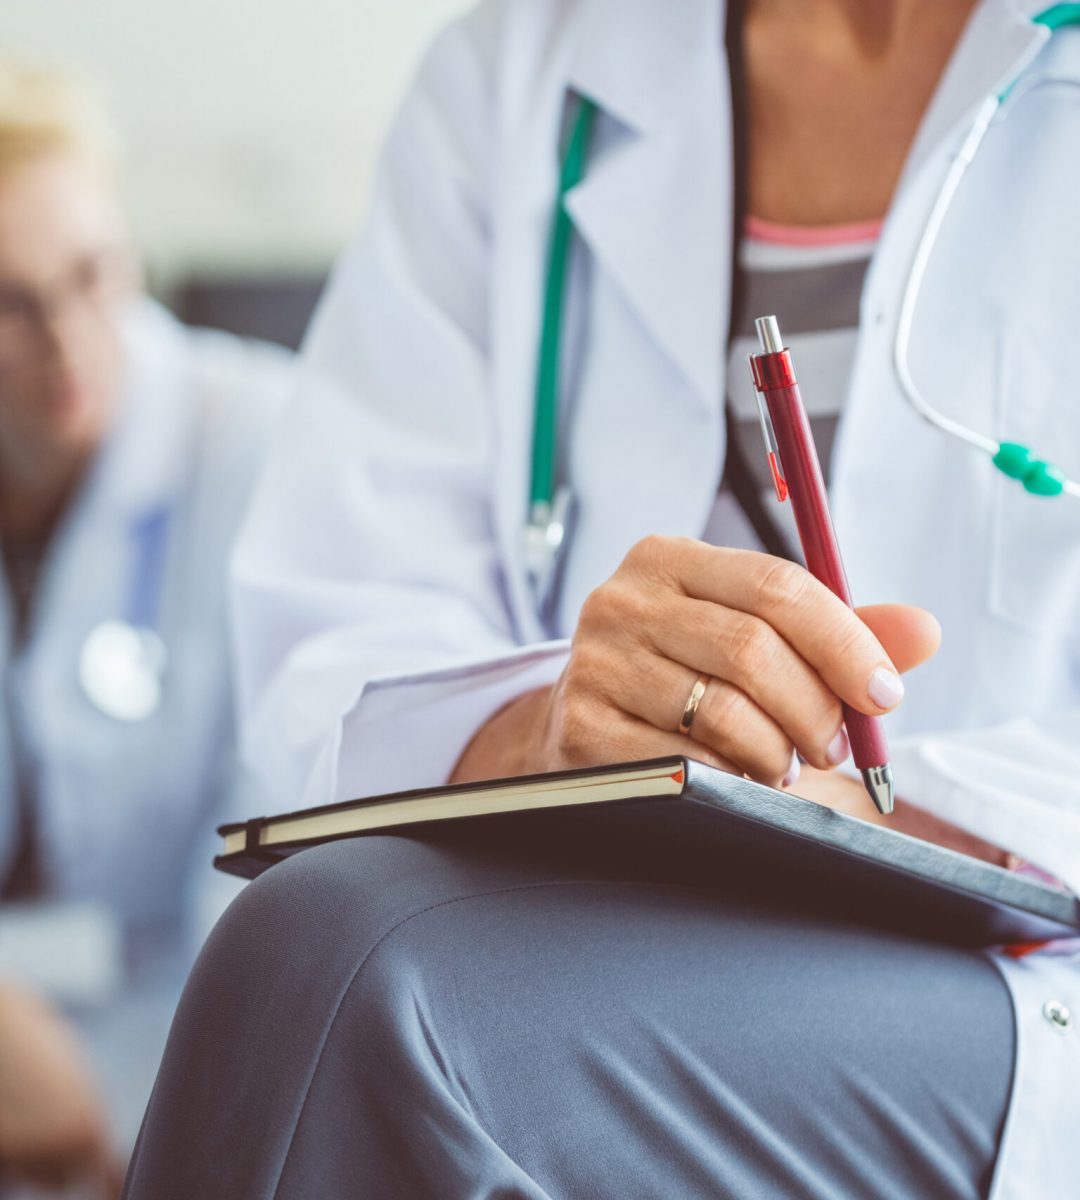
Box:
[123,813,1015,1200]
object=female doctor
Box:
[0,65,291,1194]
[126,1,1078,1198]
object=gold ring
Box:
[678,674,710,736]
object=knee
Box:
[126,839,430,1200]
[150,840,428,1108]
[198,837,422,985]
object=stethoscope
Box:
[524,3,1080,598]
[78,505,171,722]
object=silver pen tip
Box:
[755,315,784,355]
[861,765,895,816]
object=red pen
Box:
[747,315,894,815]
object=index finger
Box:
[653,540,905,717]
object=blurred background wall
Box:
[3,0,471,346]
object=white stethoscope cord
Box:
[893,97,1002,459]
[893,85,1080,498]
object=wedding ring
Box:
[678,674,710,736]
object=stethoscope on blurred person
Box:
[523,2,1080,598]
[78,506,171,722]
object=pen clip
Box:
[753,386,788,503]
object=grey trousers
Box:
[122,808,1014,1200]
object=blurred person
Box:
[0,62,292,1196]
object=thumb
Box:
[854,604,941,676]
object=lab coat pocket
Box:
[988,334,1080,643]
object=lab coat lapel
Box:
[493,0,732,641]
[830,1,1054,626]
[899,0,1048,188]
[564,0,729,409]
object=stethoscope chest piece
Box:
[79,619,167,722]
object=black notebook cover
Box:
[216,757,1080,948]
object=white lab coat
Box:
[231,0,1080,1193]
[0,299,292,1147]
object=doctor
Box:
[130,1,1077,1197]
[0,64,291,1194]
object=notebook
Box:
[215,757,1080,947]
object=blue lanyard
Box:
[126,506,172,631]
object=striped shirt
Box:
[703,216,882,558]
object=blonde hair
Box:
[0,60,121,181]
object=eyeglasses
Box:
[0,248,132,362]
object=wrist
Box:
[449,684,555,784]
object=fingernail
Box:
[867,667,905,710]
[826,727,850,766]
[781,755,801,789]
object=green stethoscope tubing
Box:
[529,95,598,520]
[528,2,1080,538]
[1031,1,1080,29]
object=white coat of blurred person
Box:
[0,62,293,1196]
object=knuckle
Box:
[761,759,795,789]
[637,533,670,560]
[751,743,796,787]
[576,585,613,637]
[704,680,755,734]
[755,558,812,615]
[807,697,845,749]
[563,644,603,699]
[624,534,677,577]
[831,615,874,665]
[789,701,846,769]
[577,580,651,646]
[556,695,603,764]
[606,578,651,625]
[726,614,778,677]
[700,684,789,781]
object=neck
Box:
[0,436,93,545]
[747,0,979,56]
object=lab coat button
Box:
[1043,1000,1072,1031]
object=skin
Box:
[744,0,980,224]
[453,0,1005,864]
[0,149,135,1197]
[0,985,124,1196]
[0,150,136,548]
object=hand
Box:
[0,983,123,1197]
[453,538,940,785]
